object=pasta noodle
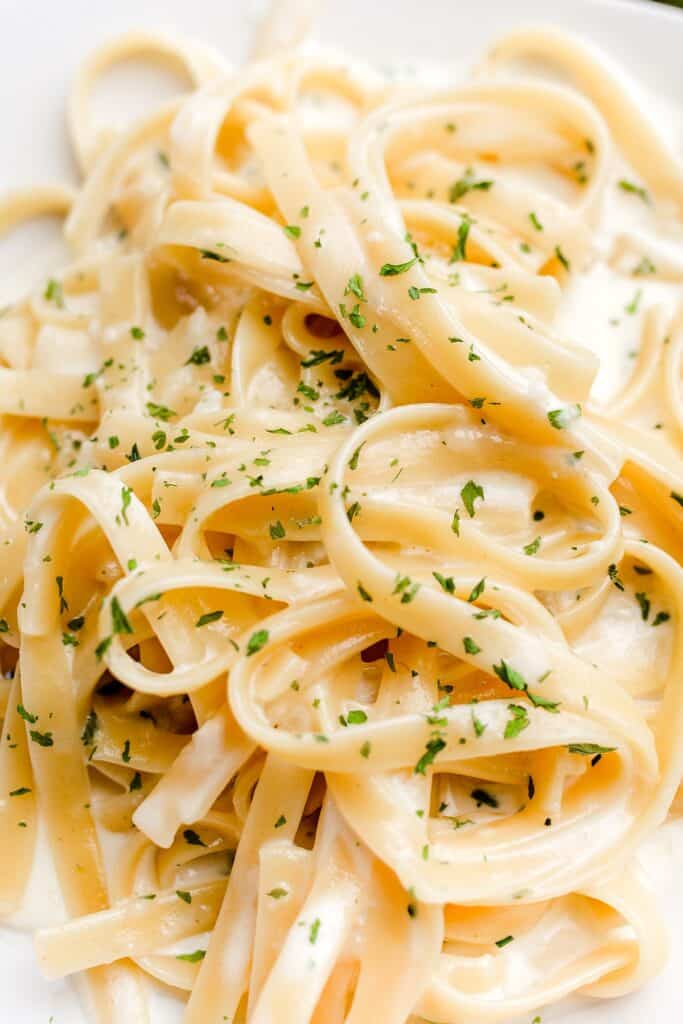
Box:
[1,5,683,1023]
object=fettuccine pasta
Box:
[1,7,683,1024]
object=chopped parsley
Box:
[450,216,471,263]
[493,660,527,691]
[504,703,530,739]
[269,520,286,540]
[461,480,484,517]
[635,592,650,621]
[186,345,211,365]
[414,736,447,775]
[567,743,616,756]
[449,169,493,202]
[608,563,624,591]
[17,704,37,724]
[196,610,223,627]
[30,730,54,747]
[81,710,99,746]
[301,349,344,367]
[379,256,418,276]
[44,278,64,308]
[345,273,366,300]
[111,596,133,635]
[554,245,571,271]
[267,887,288,899]
[146,401,176,422]
[618,179,650,204]
[433,572,455,594]
[547,404,581,430]
[246,629,269,656]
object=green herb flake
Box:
[504,703,530,739]
[554,245,571,271]
[567,743,616,756]
[269,520,286,540]
[472,711,486,737]
[433,571,455,594]
[345,273,366,300]
[449,169,493,202]
[111,596,133,635]
[414,737,447,775]
[81,710,99,746]
[608,563,624,591]
[196,610,223,628]
[379,256,418,276]
[267,887,288,899]
[618,179,650,204]
[199,249,229,263]
[17,704,38,724]
[461,480,484,517]
[44,278,64,308]
[146,401,176,422]
[450,216,471,263]
[493,660,527,691]
[186,345,211,366]
[246,629,269,656]
[547,404,581,430]
[30,730,54,747]
[635,592,650,621]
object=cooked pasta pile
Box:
[1,11,683,1024]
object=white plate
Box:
[1,0,683,1020]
